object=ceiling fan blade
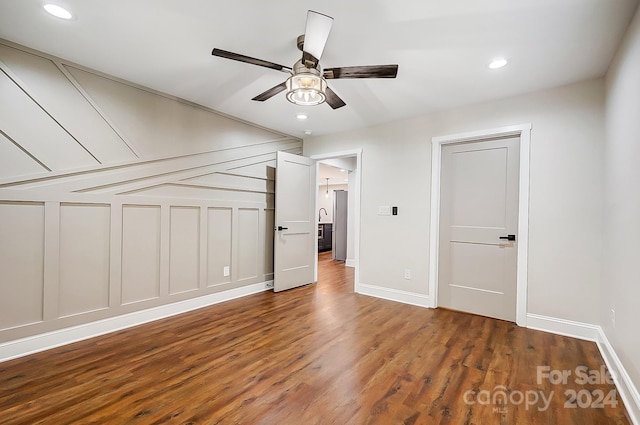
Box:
[303,11,333,64]
[252,82,288,102]
[323,65,399,79]
[325,86,346,110]
[212,48,291,73]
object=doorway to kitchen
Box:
[311,150,362,292]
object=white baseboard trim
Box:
[357,283,430,308]
[0,281,270,363]
[345,259,356,268]
[526,313,639,423]
[526,313,600,341]
[597,328,640,425]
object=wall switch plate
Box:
[223,266,230,277]
[404,269,412,279]
[378,206,391,216]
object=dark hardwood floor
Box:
[0,252,630,424]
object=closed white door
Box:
[438,136,520,321]
[274,151,316,292]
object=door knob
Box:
[499,234,516,241]
[276,226,289,231]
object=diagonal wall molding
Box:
[0,140,300,193]
[0,38,298,348]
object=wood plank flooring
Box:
[0,252,631,424]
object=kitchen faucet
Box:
[318,208,327,222]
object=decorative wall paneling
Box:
[0,130,51,177]
[65,65,290,159]
[0,202,45,330]
[207,208,233,287]
[0,62,100,170]
[121,205,161,304]
[0,39,301,345]
[0,40,294,167]
[58,203,112,318]
[0,194,278,343]
[0,141,295,193]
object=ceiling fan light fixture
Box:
[211,11,397,109]
[286,70,327,106]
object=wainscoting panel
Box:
[58,203,111,317]
[237,208,260,281]
[121,205,161,305]
[0,202,45,329]
[0,38,301,348]
[264,208,275,277]
[207,207,232,287]
[169,206,201,295]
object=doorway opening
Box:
[428,124,531,326]
[311,150,362,293]
[438,136,520,322]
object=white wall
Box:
[603,5,640,404]
[304,78,605,325]
[0,40,301,344]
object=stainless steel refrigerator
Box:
[332,190,348,261]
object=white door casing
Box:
[438,137,520,322]
[429,124,531,326]
[310,149,362,290]
[274,151,317,292]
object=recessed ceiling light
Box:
[43,3,73,20]
[488,58,508,69]
[296,114,308,120]
[304,130,313,135]
[340,169,346,172]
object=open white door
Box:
[274,151,316,292]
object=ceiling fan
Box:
[211,10,398,109]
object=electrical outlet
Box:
[404,269,412,280]
[223,266,230,277]
[611,309,616,329]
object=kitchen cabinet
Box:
[318,223,332,252]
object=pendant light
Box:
[325,178,330,198]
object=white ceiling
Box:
[0,0,637,138]
[319,162,349,185]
